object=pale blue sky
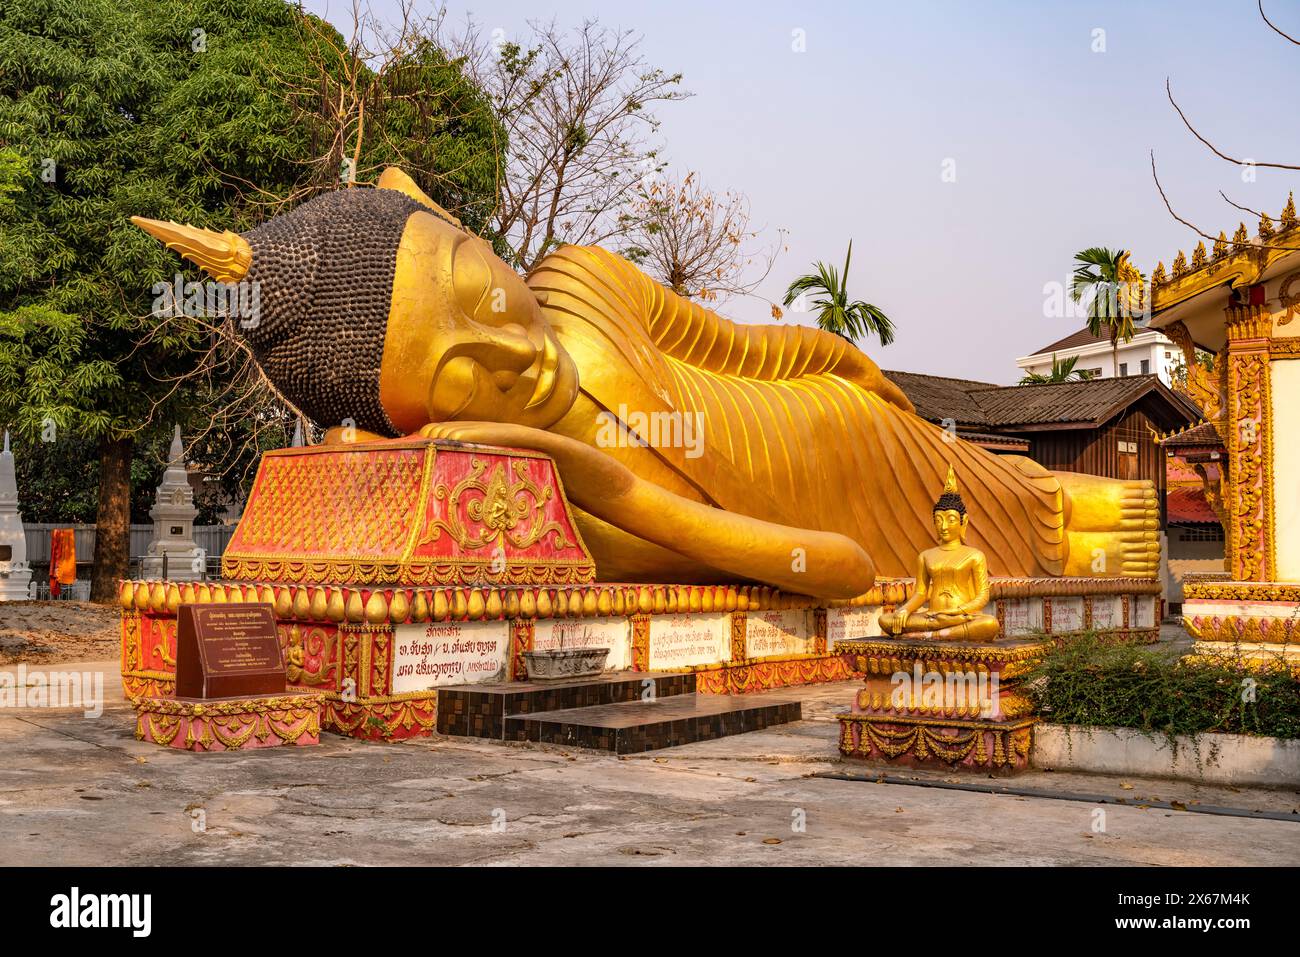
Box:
[304,0,1300,382]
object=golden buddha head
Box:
[396,205,579,432]
[932,465,969,545]
[132,176,578,437]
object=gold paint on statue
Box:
[878,468,1001,641]
[130,217,252,284]
[133,171,1161,598]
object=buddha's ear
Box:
[377,167,463,229]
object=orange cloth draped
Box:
[49,528,76,597]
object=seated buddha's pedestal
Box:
[836,634,1049,773]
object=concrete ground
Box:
[2,657,1297,867]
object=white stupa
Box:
[141,426,205,580]
[0,432,33,600]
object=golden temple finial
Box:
[1259,211,1275,241]
[1212,232,1228,260]
[1191,241,1207,269]
[1232,222,1249,250]
[943,464,958,495]
[1283,192,1298,229]
[131,217,252,283]
[1152,261,1167,285]
[1172,250,1187,277]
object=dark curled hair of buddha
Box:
[932,490,967,515]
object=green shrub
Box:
[1022,633,1300,740]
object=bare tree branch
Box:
[1166,77,1300,171]
[451,18,691,272]
[1259,0,1300,46]
[619,171,783,304]
[1150,151,1299,253]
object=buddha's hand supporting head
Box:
[131,170,578,437]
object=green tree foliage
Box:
[1019,353,1091,385]
[0,0,503,596]
[1025,634,1300,740]
[782,241,895,347]
[1070,246,1142,374]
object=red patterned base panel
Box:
[692,654,860,694]
[839,714,1036,771]
[133,692,324,752]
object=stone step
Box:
[436,671,695,740]
[503,693,802,754]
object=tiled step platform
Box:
[437,671,801,753]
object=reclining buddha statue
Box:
[133,169,1158,601]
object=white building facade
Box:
[1016,327,1181,385]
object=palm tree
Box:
[782,240,895,347]
[1070,247,1141,375]
[1019,353,1090,385]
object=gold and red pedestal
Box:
[119,438,1166,746]
[133,692,324,752]
[836,636,1048,772]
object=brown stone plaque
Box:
[174,603,285,699]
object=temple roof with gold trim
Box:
[1148,192,1299,318]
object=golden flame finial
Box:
[130,216,252,283]
[943,464,959,495]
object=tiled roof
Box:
[882,370,1000,426]
[1167,486,1219,525]
[888,370,1201,430]
[1028,327,1112,356]
[1160,421,1224,450]
[957,431,1031,451]
[1026,325,1172,357]
[968,375,1199,428]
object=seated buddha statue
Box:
[878,467,1000,642]
[132,169,1160,600]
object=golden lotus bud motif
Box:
[327,589,347,623]
[389,590,410,623]
[466,590,486,620]
[412,591,430,621]
[364,591,388,624]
